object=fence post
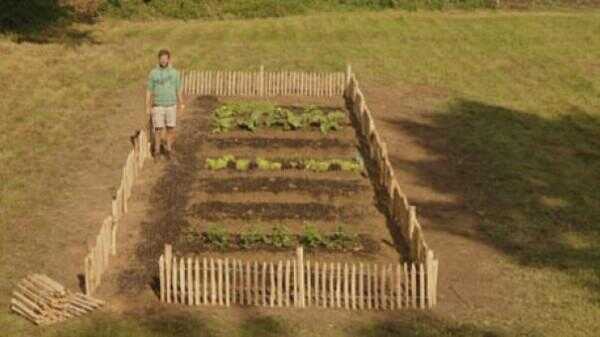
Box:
[296,246,305,308]
[260,65,265,96]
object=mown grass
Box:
[1,8,599,337]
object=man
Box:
[146,49,184,159]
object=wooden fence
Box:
[159,245,437,310]
[344,67,435,266]
[84,130,151,295]
[182,66,346,97]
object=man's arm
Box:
[146,90,153,115]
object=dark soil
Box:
[187,201,366,222]
[197,177,368,196]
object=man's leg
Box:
[166,127,176,152]
[154,127,165,155]
[151,106,166,156]
[165,106,177,153]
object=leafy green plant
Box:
[239,227,267,249]
[204,225,230,249]
[304,159,330,172]
[300,224,324,248]
[326,225,357,249]
[205,155,235,170]
[235,158,251,171]
[269,225,293,248]
[211,102,345,133]
[256,158,281,170]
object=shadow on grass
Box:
[0,0,99,45]
[346,311,518,337]
[386,99,600,297]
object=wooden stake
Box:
[270,262,275,307]
[261,262,267,306]
[203,258,208,305]
[358,263,364,310]
[165,245,172,303]
[351,264,356,310]
[314,261,319,307]
[277,260,283,307]
[172,256,178,304]
[225,258,230,307]
[373,264,379,310]
[179,258,185,305]
[366,264,371,310]
[285,260,291,307]
[381,264,386,310]
[343,263,349,309]
[419,263,425,309]
[217,259,223,306]
[245,261,251,305]
[194,258,200,306]
[306,260,311,307]
[254,261,259,306]
[329,262,335,308]
[411,264,417,308]
[187,257,193,305]
[396,264,402,309]
[159,255,165,302]
[210,258,216,305]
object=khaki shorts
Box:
[151,105,176,128]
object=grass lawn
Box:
[1,8,599,337]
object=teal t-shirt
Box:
[147,66,181,107]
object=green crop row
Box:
[211,102,346,134]
[181,224,360,250]
[204,155,364,173]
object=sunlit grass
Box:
[1,8,599,337]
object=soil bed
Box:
[187,201,367,222]
[196,176,368,196]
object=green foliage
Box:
[299,224,324,248]
[269,225,293,248]
[211,102,346,134]
[326,225,357,249]
[100,1,499,20]
[304,159,330,172]
[205,154,235,170]
[239,227,268,249]
[204,225,230,248]
[256,157,281,170]
[235,158,251,171]
[205,156,363,173]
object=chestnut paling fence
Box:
[83,130,151,295]
[159,246,436,310]
[82,65,439,308]
[181,66,346,97]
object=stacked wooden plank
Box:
[11,274,105,325]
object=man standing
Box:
[146,49,184,158]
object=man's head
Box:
[158,49,171,68]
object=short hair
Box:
[158,49,171,58]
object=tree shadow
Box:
[345,310,521,337]
[0,0,100,46]
[384,99,600,298]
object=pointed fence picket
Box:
[158,245,437,310]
